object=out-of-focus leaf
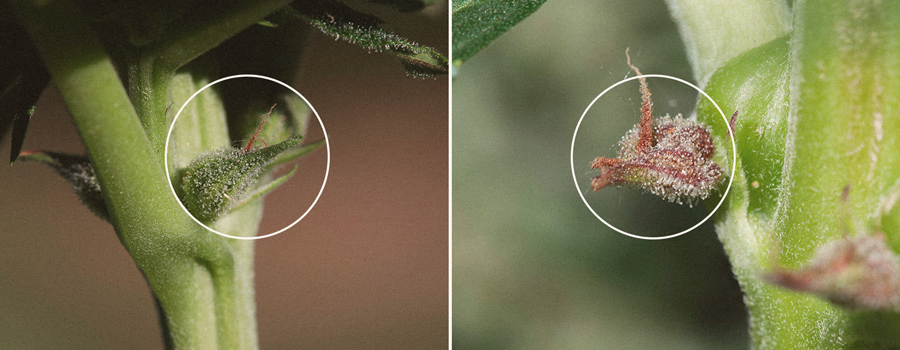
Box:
[281,93,312,138]
[663,0,791,85]
[289,0,448,77]
[452,0,546,67]
[18,151,109,221]
[0,20,50,164]
[214,21,312,147]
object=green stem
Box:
[11,0,247,348]
[128,55,174,158]
[699,0,900,348]
[213,206,264,348]
[170,65,260,349]
[783,0,900,267]
[664,0,791,85]
[762,0,900,346]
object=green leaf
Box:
[230,164,298,212]
[168,62,232,172]
[697,38,791,316]
[451,0,546,67]
[269,138,324,169]
[178,135,302,223]
[281,93,312,137]
[698,36,791,219]
[18,151,109,221]
[289,0,448,77]
[0,20,50,164]
[698,34,796,350]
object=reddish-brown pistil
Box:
[590,50,726,205]
[244,104,276,153]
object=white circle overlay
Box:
[164,74,330,240]
[570,74,736,241]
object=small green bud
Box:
[178,135,302,223]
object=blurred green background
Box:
[453,0,748,348]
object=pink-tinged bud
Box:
[766,234,900,311]
[589,50,725,206]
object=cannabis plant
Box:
[2,0,446,348]
[454,0,900,348]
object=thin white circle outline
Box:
[569,74,737,240]
[164,74,330,240]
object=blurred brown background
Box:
[0,4,447,349]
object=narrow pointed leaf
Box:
[269,138,324,169]
[8,102,41,164]
[179,135,302,223]
[230,164,298,213]
[18,151,109,221]
[289,0,448,77]
[0,21,50,163]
